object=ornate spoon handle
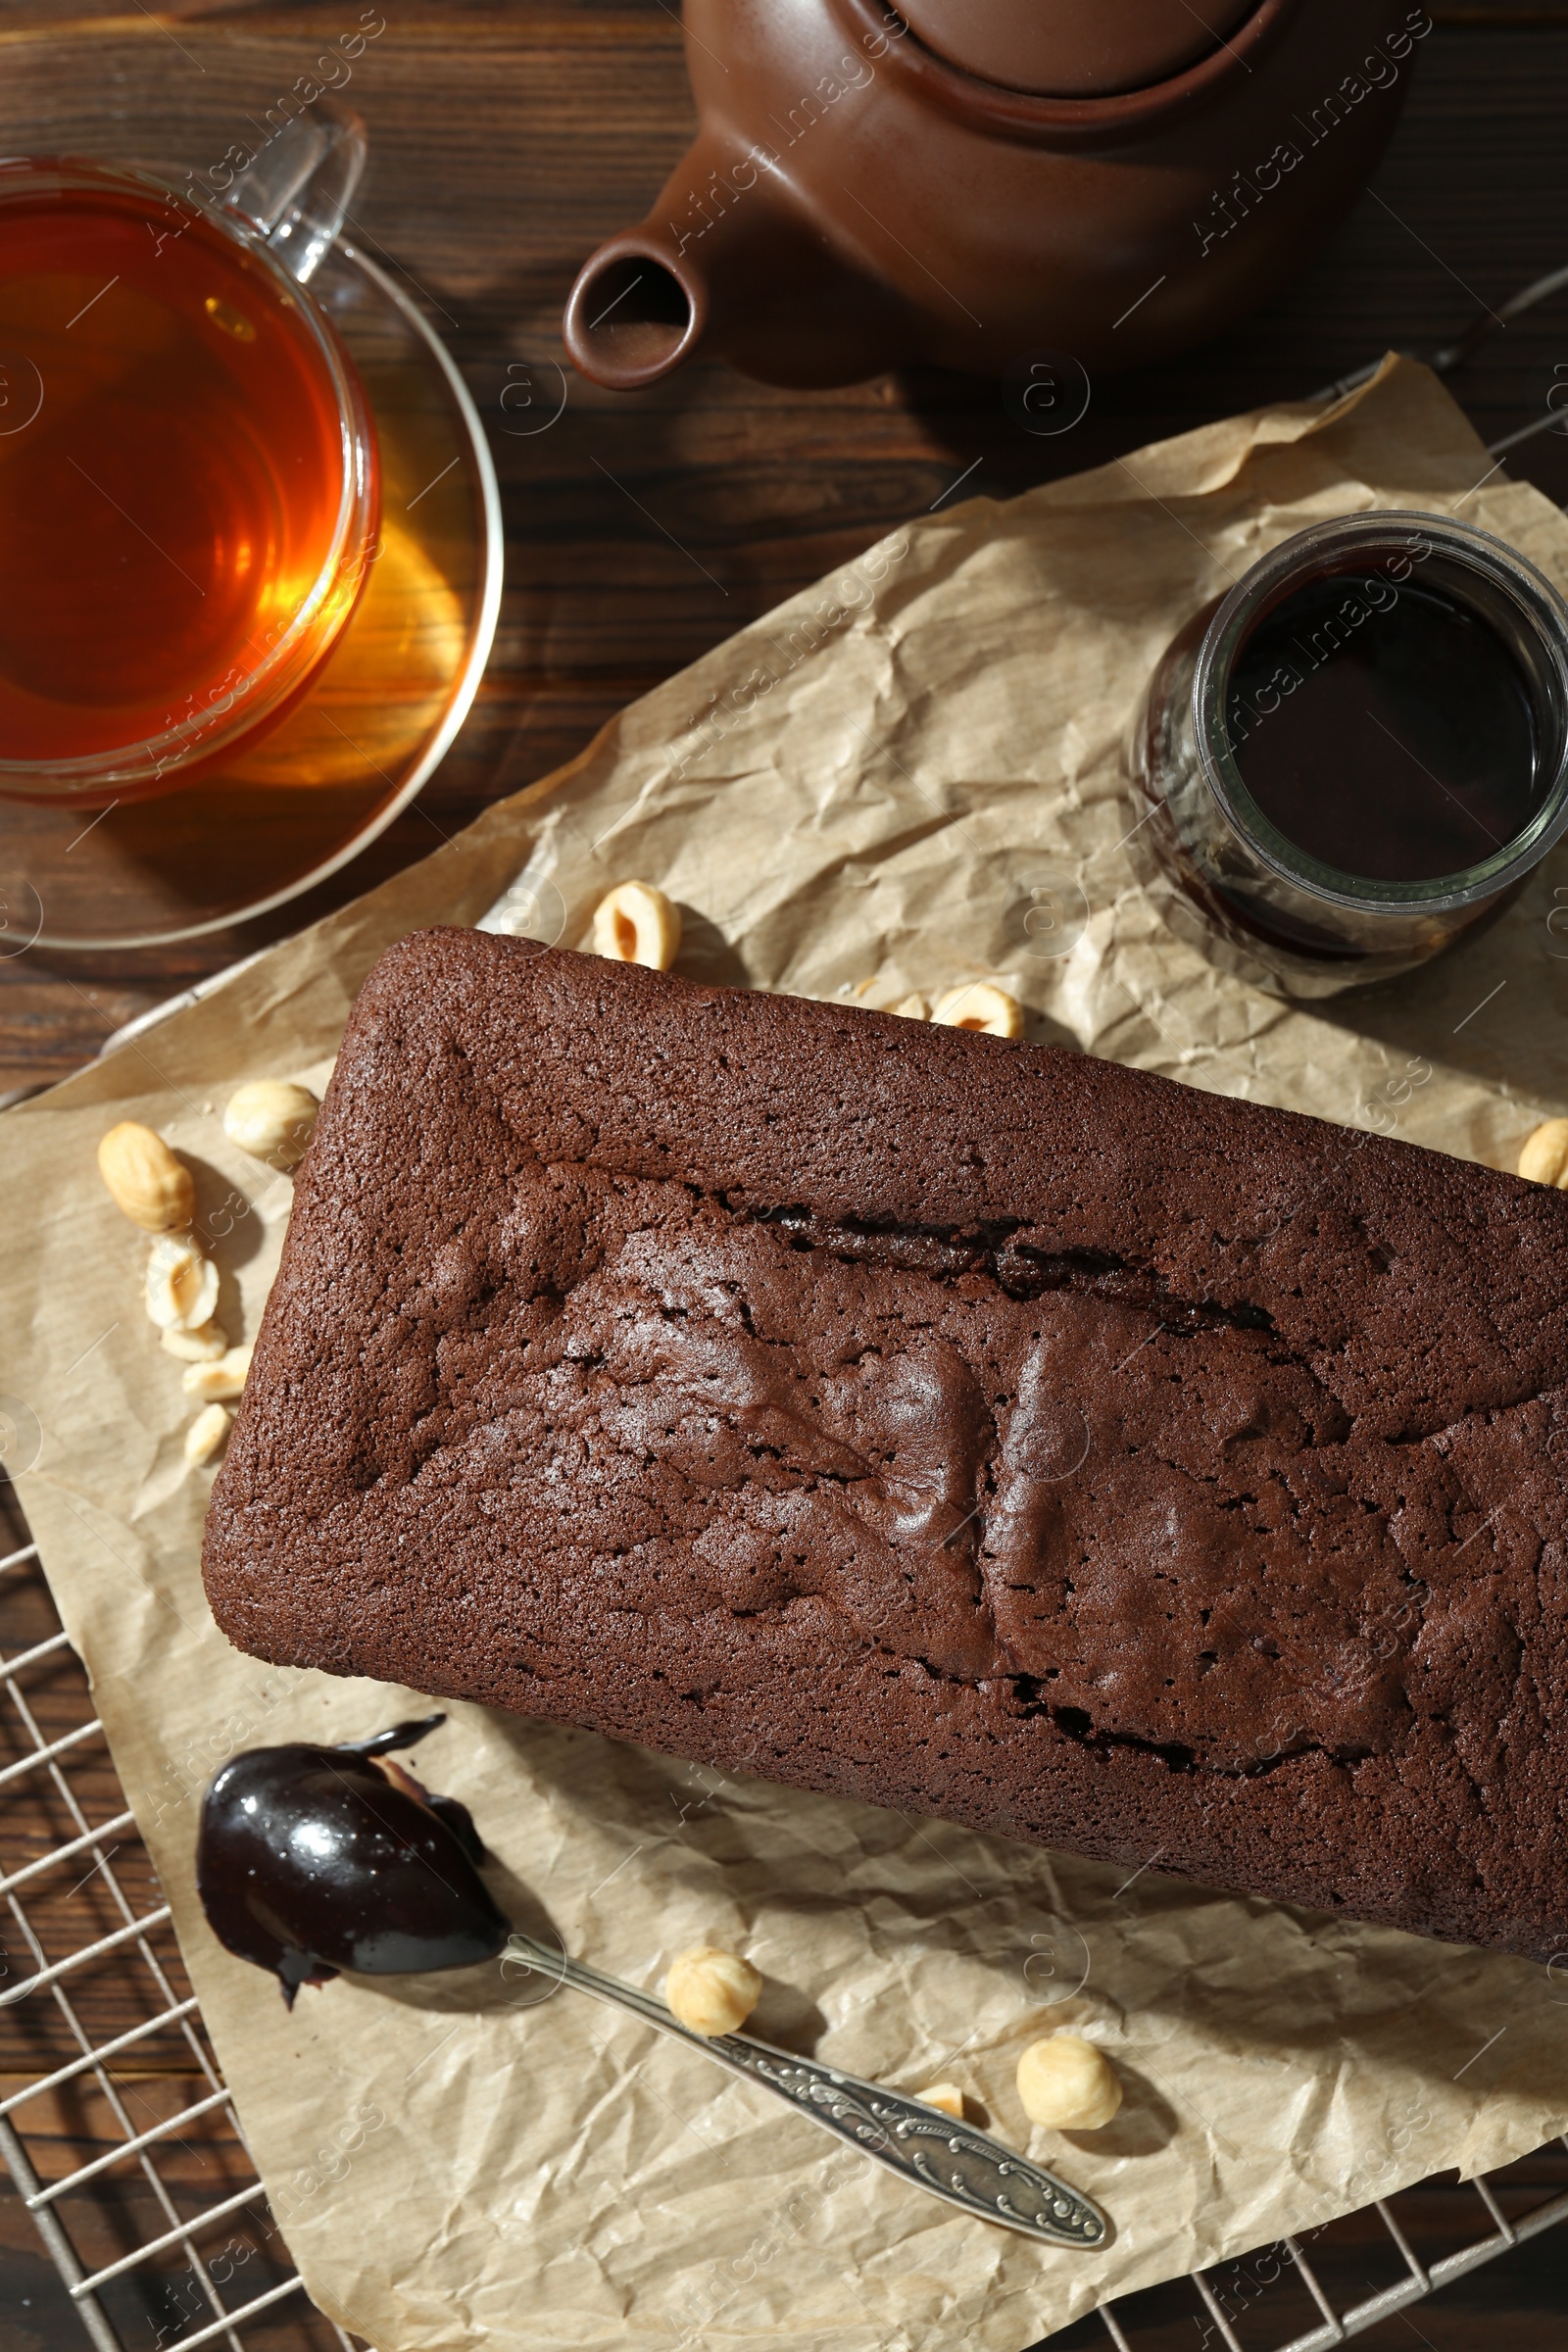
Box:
[501,1933,1105,2247]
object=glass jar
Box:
[1131,510,1568,998]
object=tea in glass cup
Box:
[0,146,378,805]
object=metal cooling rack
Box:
[0,1494,1563,2352]
[1093,2173,1568,2351]
[0,1516,365,2352]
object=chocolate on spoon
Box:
[194,1719,1107,2243]
[196,1714,511,2005]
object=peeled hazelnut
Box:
[932,982,1024,1040]
[1016,2034,1122,2131]
[145,1236,220,1333]
[183,1401,231,1467]
[591,881,682,971]
[182,1345,252,1402]
[1518,1117,1568,1188]
[161,1322,228,1362]
[891,994,930,1021]
[223,1080,318,1170]
[915,2082,964,2120]
[97,1122,194,1233]
[664,1945,762,2038]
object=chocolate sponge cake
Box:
[204,930,1568,1959]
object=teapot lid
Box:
[896,0,1260,98]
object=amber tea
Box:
[0,162,377,797]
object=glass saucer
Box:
[0,243,503,952]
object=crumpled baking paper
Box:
[4,356,1567,2352]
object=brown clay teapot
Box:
[564,0,1431,391]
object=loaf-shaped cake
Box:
[204,930,1568,1959]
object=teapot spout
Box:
[564,133,911,391]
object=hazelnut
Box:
[932,982,1023,1039]
[181,1344,253,1402]
[664,1945,762,2037]
[915,2082,964,2120]
[1016,2034,1122,2131]
[891,994,930,1020]
[160,1321,228,1362]
[591,881,682,971]
[1518,1117,1568,1189]
[97,1122,194,1233]
[144,1236,220,1333]
[183,1401,231,1467]
[223,1079,318,1170]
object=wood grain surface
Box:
[7,0,1568,1086]
[2,4,1567,2345]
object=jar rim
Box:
[1190,509,1568,916]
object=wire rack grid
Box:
[0,1505,1564,2352]
[0,1523,366,2352]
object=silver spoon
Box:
[500,1931,1106,2247]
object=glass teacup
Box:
[0,104,379,808]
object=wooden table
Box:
[2,4,1567,2345]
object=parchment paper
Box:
[5,357,1568,2352]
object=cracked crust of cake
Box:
[203,932,1568,1959]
